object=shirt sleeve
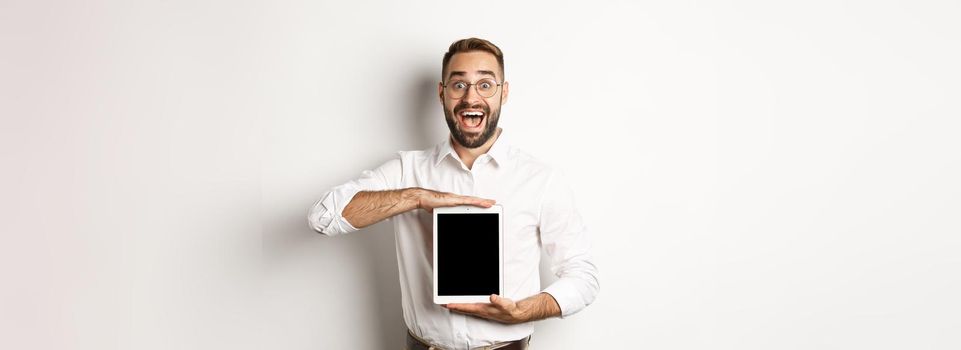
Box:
[307,156,403,236]
[539,170,600,317]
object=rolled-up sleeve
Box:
[539,170,599,317]
[307,157,402,236]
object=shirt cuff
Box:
[542,277,591,318]
[307,184,362,236]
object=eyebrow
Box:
[447,70,498,80]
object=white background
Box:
[2,0,959,349]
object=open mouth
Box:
[458,110,486,131]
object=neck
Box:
[451,128,502,170]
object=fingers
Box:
[467,197,496,208]
[444,300,519,323]
[446,297,510,314]
[445,303,493,315]
[420,189,496,210]
[437,193,494,208]
[454,195,495,208]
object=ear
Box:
[438,81,445,104]
[500,81,509,105]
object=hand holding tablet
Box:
[416,190,496,213]
[433,204,504,304]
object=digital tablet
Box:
[433,205,504,304]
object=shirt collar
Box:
[433,136,455,167]
[485,129,511,166]
[432,129,511,168]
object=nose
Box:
[461,83,483,104]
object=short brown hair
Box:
[441,37,505,81]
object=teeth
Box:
[462,111,484,117]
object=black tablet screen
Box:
[436,213,499,296]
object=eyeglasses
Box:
[442,78,503,99]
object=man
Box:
[308,38,598,350]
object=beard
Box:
[443,100,501,149]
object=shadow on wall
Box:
[406,67,447,150]
[368,67,443,347]
[357,68,442,347]
[302,67,440,349]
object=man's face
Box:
[439,51,509,149]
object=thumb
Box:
[491,294,511,307]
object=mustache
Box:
[454,102,489,114]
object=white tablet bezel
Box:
[433,204,504,304]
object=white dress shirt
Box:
[307,130,599,349]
